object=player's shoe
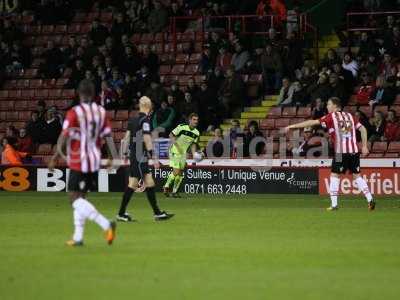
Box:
[105,221,117,245]
[163,186,171,197]
[65,240,84,247]
[326,206,339,211]
[116,213,134,222]
[154,211,175,221]
[171,192,182,198]
[368,201,376,211]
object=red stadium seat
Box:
[131,33,141,43]
[56,78,69,87]
[297,107,311,117]
[175,54,189,64]
[282,107,297,117]
[80,23,92,33]
[290,118,305,125]
[3,80,17,89]
[17,79,30,89]
[68,23,81,34]
[178,75,192,86]
[61,89,76,98]
[159,65,171,75]
[42,25,54,34]
[43,79,56,88]
[171,64,185,75]
[154,32,165,42]
[189,53,202,64]
[372,142,388,153]
[49,89,62,98]
[15,101,28,111]
[23,68,39,78]
[184,64,199,75]
[115,110,129,121]
[37,144,53,155]
[35,89,49,99]
[73,12,86,22]
[384,152,399,158]
[0,90,9,99]
[111,121,123,130]
[268,107,282,118]
[368,153,384,158]
[18,111,31,120]
[86,12,99,22]
[100,12,113,22]
[260,119,275,130]
[22,15,34,24]
[141,33,154,43]
[6,111,18,120]
[387,142,400,153]
[275,118,290,128]
[194,75,206,84]
[21,90,35,99]
[30,79,43,89]
[55,25,67,34]
[9,90,21,99]
[248,74,263,84]
[177,42,190,53]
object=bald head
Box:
[139,96,152,114]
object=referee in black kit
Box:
[116,96,174,222]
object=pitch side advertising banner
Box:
[0,166,319,194]
[319,168,400,196]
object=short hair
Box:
[78,79,95,98]
[328,97,342,108]
[139,96,152,107]
[189,113,199,119]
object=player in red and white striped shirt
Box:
[285,97,375,211]
[49,79,116,246]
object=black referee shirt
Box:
[127,112,151,161]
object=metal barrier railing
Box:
[347,11,400,32]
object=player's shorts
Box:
[169,150,186,170]
[331,153,360,174]
[68,170,98,193]
[129,157,150,179]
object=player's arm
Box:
[122,130,131,158]
[169,125,183,154]
[48,134,67,171]
[357,124,370,156]
[143,133,160,168]
[284,119,321,132]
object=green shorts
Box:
[169,150,186,170]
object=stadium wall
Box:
[1,159,399,196]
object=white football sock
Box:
[329,176,340,208]
[73,198,110,231]
[355,176,373,202]
[72,209,85,242]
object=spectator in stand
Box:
[380,52,395,79]
[219,66,245,116]
[312,98,327,120]
[26,111,46,144]
[289,127,322,157]
[207,67,225,95]
[332,62,355,95]
[369,110,386,142]
[5,125,18,146]
[206,128,225,158]
[230,119,244,158]
[265,27,282,51]
[291,81,307,106]
[89,18,109,47]
[147,1,168,33]
[197,81,219,131]
[1,19,23,44]
[9,42,31,72]
[120,46,141,75]
[187,77,200,96]
[358,32,378,58]
[145,80,167,108]
[100,80,119,110]
[178,92,198,122]
[120,74,139,109]
[342,52,359,78]
[136,65,153,95]
[208,31,227,64]
[152,100,176,137]
[244,121,264,157]
[261,43,283,93]
[41,40,63,78]
[37,100,47,121]
[384,26,400,58]
[362,54,379,78]
[355,109,372,135]
[277,77,295,106]
[268,0,287,26]
[17,128,34,154]
[69,59,86,88]
[383,110,400,142]
[43,107,61,144]
[199,47,213,74]
[307,72,331,103]
[329,73,348,105]
[356,73,375,105]
[61,36,78,67]
[109,68,125,90]
[111,12,130,41]
[1,137,28,166]
[231,43,250,72]
[369,75,397,107]
[170,80,185,104]
[142,44,159,76]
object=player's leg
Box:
[172,168,184,197]
[163,151,179,195]
[350,154,375,210]
[143,173,174,221]
[327,172,340,211]
[117,176,139,222]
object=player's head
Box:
[139,96,153,114]
[327,97,341,113]
[188,113,199,128]
[78,79,95,103]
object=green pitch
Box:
[0,192,399,300]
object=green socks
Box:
[172,175,183,193]
[164,173,176,188]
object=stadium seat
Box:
[3,80,16,89]
[21,90,35,99]
[374,105,388,115]
[371,142,387,153]
[37,144,53,155]
[17,79,30,89]
[30,79,43,89]
[141,33,154,43]
[154,32,165,42]
[248,74,263,84]
[384,152,399,158]
[177,43,190,53]
[115,110,129,120]
[0,111,6,120]
[297,107,311,117]
[68,24,81,34]
[49,89,62,98]
[368,153,384,158]
[175,54,189,64]
[387,142,400,153]
[290,118,305,125]
[268,107,282,118]
[282,107,297,117]
[275,118,290,128]
[189,53,202,64]
[111,121,123,130]
[159,65,171,75]
[131,33,141,43]
[42,25,54,34]
[22,15,34,24]
[35,89,49,99]
[152,43,164,54]
[260,119,275,130]
[56,78,69,87]
[43,79,56,88]
[55,25,67,34]
[23,68,39,78]
[194,75,206,84]
[359,106,372,117]
[0,90,9,99]
[80,23,91,33]
[171,64,185,75]
[6,111,18,120]
[9,90,22,99]
[86,12,99,22]
[178,75,191,86]
[185,64,199,75]
[61,89,76,99]
[100,12,113,22]
[18,111,31,120]
[73,12,86,23]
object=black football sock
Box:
[118,187,134,216]
[146,187,161,215]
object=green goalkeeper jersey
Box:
[170,124,200,155]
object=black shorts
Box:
[331,153,360,174]
[68,170,98,193]
[129,158,150,179]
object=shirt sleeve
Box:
[171,125,182,136]
[141,118,151,134]
[353,115,362,129]
[100,115,112,138]
[62,109,78,137]
[319,113,333,129]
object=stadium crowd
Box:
[2,0,400,163]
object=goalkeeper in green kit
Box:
[163,113,201,197]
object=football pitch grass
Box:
[0,192,399,300]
